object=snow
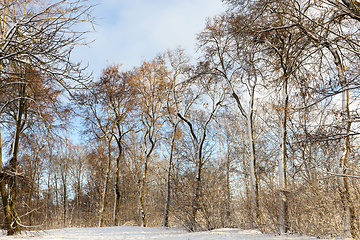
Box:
[0,226,326,239]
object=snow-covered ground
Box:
[0,226,327,239]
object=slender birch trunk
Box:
[139,158,148,227]
[221,131,231,224]
[28,160,37,226]
[247,86,260,228]
[76,178,81,227]
[191,146,203,231]
[225,151,231,222]
[99,140,112,227]
[328,45,357,238]
[139,131,155,227]
[61,173,67,227]
[227,79,259,228]
[163,121,179,227]
[139,155,151,227]
[336,91,352,237]
[114,146,122,226]
[279,77,289,234]
[114,130,123,226]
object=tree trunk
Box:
[190,120,211,231]
[62,175,67,227]
[228,80,259,229]
[0,128,13,235]
[99,140,112,227]
[328,45,357,238]
[114,144,122,226]
[29,148,42,227]
[6,87,26,235]
[76,180,81,227]
[163,122,179,227]
[28,165,39,227]
[279,77,289,234]
[225,146,231,224]
[336,86,353,238]
[247,91,259,228]
[190,150,202,231]
[139,157,149,227]
[0,9,13,235]
[139,131,155,228]
[177,100,221,231]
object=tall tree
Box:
[91,65,138,226]
[249,1,311,232]
[174,61,225,231]
[133,56,170,227]
[0,65,71,234]
[162,49,189,227]
[0,0,93,235]
[288,0,360,236]
[197,11,267,227]
[75,82,116,228]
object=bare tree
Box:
[174,61,225,231]
[133,56,170,227]
[88,65,137,226]
[162,49,189,227]
[197,11,267,228]
[0,0,93,235]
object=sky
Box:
[72,0,226,79]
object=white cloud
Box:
[71,0,225,78]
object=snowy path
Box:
[1,226,321,239]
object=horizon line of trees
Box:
[3,0,360,239]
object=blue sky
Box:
[72,0,225,79]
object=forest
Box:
[1,0,360,238]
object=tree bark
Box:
[191,148,203,231]
[139,155,150,227]
[0,128,13,235]
[6,84,26,235]
[163,121,179,227]
[279,77,289,234]
[228,82,259,228]
[177,100,222,231]
[99,140,112,227]
[113,122,126,226]
[28,132,45,226]
[61,173,67,227]
[247,87,260,228]
[328,45,357,238]
[28,156,39,227]
[114,141,122,226]
[139,131,155,227]
[225,143,231,224]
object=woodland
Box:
[2,0,360,238]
